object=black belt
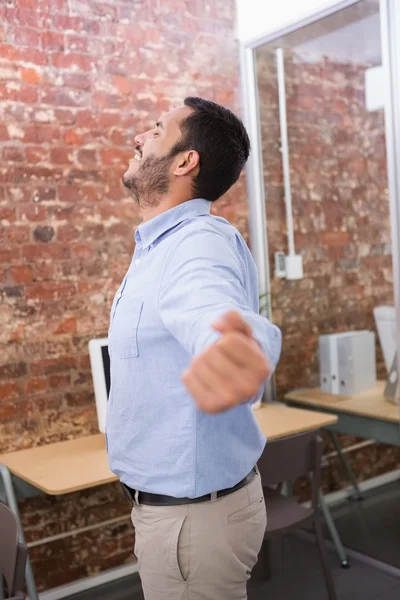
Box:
[121,467,257,506]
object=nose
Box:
[134,131,146,148]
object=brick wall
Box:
[0,0,247,590]
[257,48,400,492]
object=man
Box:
[106,97,282,599]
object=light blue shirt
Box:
[106,198,282,498]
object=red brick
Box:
[54,108,76,125]
[0,206,17,221]
[59,185,102,203]
[77,149,97,165]
[50,147,73,164]
[23,125,61,143]
[13,26,41,47]
[99,148,131,166]
[0,382,21,401]
[31,356,77,376]
[0,124,9,141]
[75,110,97,128]
[51,15,100,35]
[64,129,82,145]
[57,224,81,243]
[65,35,88,53]
[15,47,48,65]
[48,374,71,390]
[17,0,38,8]
[26,282,76,301]
[31,186,56,202]
[0,362,28,380]
[0,44,19,60]
[98,111,122,128]
[3,225,30,244]
[50,52,94,71]
[3,146,25,162]
[12,165,63,183]
[20,67,41,84]
[22,244,71,261]
[112,75,134,95]
[41,31,65,51]
[0,247,21,264]
[54,317,77,335]
[9,265,33,284]
[99,203,137,221]
[62,72,92,91]
[92,91,131,110]
[41,86,89,107]
[26,146,49,163]
[65,389,93,407]
[321,231,350,247]
[18,203,46,222]
[71,243,92,259]
[0,83,38,104]
[24,378,48,394]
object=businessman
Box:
[106,97,282,599]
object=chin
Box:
[122,171,136,189]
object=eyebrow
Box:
[155,120,164,130]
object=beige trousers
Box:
[131,471,266,600]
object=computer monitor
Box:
[88,338,110,433]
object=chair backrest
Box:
[257,429,323,507]
[0,502,27,598]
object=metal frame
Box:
[238,0,400,569]
[239,0,366,404]
[287,397,400,445]
[0,465,38,600]
[380,0,400,417]
[239,0,400,409]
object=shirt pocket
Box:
[111,296,143,359]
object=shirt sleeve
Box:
[158,228,282,388]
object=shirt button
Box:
[135,259,140,265]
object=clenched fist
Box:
[182,310,271,413]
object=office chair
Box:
[257,430,337,600]
[0,502,27,599]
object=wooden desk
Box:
[254,402,338,439]
[0,434,117,495]
[0,404,338,496]
[286,382,400,446]
[0,403,341,599]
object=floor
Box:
[322,480,400,569]
[68,481,400,600]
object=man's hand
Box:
[181,310,271,413]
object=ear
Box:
[173,150,200,177]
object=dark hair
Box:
[170,97,251,202]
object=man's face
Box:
[122,105,193,204]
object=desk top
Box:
[254,402,337,440]
[0,434,118,495]
[0,404,337,495]
[285,382,400,424]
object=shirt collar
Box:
[135,198,211,248]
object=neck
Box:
[139,192,190,223]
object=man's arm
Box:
[158,228,282,412]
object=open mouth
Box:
[133,150,142,162]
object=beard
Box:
[122,152,176,209]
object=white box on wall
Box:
[365,65,384,112]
